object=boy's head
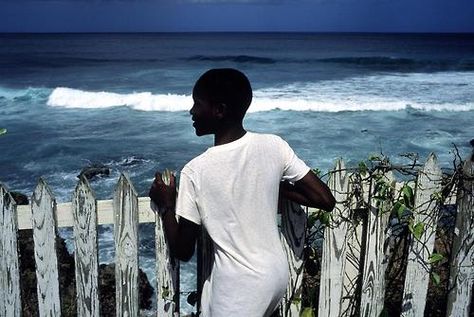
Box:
[191,68,252,135]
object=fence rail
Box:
[1,153,473,316]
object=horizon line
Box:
[1,31,474,35]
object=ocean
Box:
[1,32,473,313]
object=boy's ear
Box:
[214,103,228,120]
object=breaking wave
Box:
[46,86,474,113]
[47,87,190,111]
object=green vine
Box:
[299,147,469,316]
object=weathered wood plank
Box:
[340,173,365,317]
[31,178,61,316]
[113,174,139,317]
[0,184,21,317]
[401,153,443,317]
[446,158,474,317]
[197,228,214,315]
[155,170,179,316]
[72,177,100,317]
[360,171,394,317]
[155,212,180,316]
[318,159,351,317]
[0,185,4,317]
[279,200,307,316]
[17,197,155,229]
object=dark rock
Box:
[187,291,198,307]
[470,139,474,161]
[78,164,110,180]
[98,263,154,316]
[11,191,29,205]
[18,230,154,316]
[18,229,76,316]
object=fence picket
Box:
[279,200,307,316]
[0,184,21,317]
[72,177,100,316]
[31,179,61,316]
[1,152,471,317]
[113,174,139,317]
[446,158,474,317]
[401,153,443,316]
[155,209,179,315]
[0,185,4,317]
[197,228,214,315]
[360,171,394,317]
[340,174,367,316]
[318,159,351,317]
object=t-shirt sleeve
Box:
[280,138,311,183]
[175,168,201,225]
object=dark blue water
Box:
[1,33,473,313]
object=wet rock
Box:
[78,164,110,180]
[11,191,29,205]
[98,263,154,316]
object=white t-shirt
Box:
[176,132,310,317]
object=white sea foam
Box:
[45,71,474,113]
[46,86,474,113]
[47,87,191,111]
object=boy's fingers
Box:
[169,174,176,188]
[154,171,164,184]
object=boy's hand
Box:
[149,170,176,211]
[279,180,313,207]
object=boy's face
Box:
[190,89,218,136]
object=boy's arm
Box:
[149,172,199,262]
[280,171,335,212]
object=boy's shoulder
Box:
[181,132,288,173]
[250,132,288,148]
[251,131,284,142]
[182,153,207,175]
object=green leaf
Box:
[320,211,331,226]
[301,307,315,317]
[311,168,322,177]
[431,272,441,285]
[410,222,425,240]
[429,253,444,264]
[402,185,414,207]
[393,201,406,218]
[358,161,368,176]
[307,213,318,228]
[0,128,6,136]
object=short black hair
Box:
[193,68,252,120]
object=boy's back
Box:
[176,132,310,316]
[148,68,335,317]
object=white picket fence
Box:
[0,153,473,316]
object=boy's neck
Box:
[214,123,247,146]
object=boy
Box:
[149,68,335,316]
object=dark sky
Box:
[1,0,473,33]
